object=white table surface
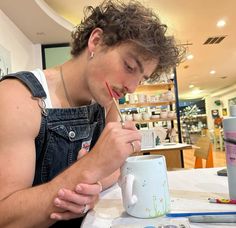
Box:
[82,168,236,228]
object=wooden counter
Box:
[133,143,192,170]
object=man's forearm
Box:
[0,151,100,227]
[0,183,56,228]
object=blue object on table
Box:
[166,211,236,217]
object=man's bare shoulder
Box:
[0,78,42,138]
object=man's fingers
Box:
[75,183,102,195]
[129,140,141,153]
[53,196,96,215]
[56,188,98,205]
[120,120,137,130]
[77,148,88,160]
[50,211,83,221]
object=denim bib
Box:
[1,71,105,227]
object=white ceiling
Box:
[1,0,236,100]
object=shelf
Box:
[120,100,176,108]
[180,114,207,119]
[134,117,177,123]
[123,80,181,145]
[135,83,174,93]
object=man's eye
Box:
[139,76,149,84]
[139,77,146,85]
[143,76,150,81]
[124,61,134,72]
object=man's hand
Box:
[50,182,102,221]
[50,148,102,221]
[88,121,141,180]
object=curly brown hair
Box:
[71,0,184,80]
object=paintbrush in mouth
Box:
[105,81,124,124]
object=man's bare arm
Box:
[0,79,141,227]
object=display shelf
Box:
[134,117,177,124]
[180,114,208,144]
[181,114,207,119]
[121,72,183,165]
[120,100,176,108]
[135,83,174,93]
[120,80,181,145]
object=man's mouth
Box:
[112,89,122,99]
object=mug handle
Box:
[124,174,138,206]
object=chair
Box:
[194,136,214,168]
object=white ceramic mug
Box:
[119,155,170,218]
[166,91,174,101]
[142,112,151,120]
[160,110,168,119]
[137,93,146,103]
[133,113,142,121]
[128,94,136,104]
[125,114,133,121]
[159,93,167,101]
[150,95,158,103]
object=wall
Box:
[0,10,42,73]
[44,45,71,68]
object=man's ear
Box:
[88,28,103,52]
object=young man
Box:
[0,0,182,227]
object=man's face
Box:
[86,43,158,107]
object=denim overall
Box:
[1,71,105,227]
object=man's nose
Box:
[124,79,140,94]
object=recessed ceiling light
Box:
[217,20,226,28]
[186,54,194,60]
[210,70,216,74]
[192,89,202,95]
[189,84,194,88]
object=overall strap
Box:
[1,71,48,115]
[1,71,47,98]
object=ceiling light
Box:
[189,84,194,88]
[192,89,202,95]
[210,70,216,74]
[217,20,226,28]
[186,54,194,60]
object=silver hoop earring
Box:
[90,52,94,59]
